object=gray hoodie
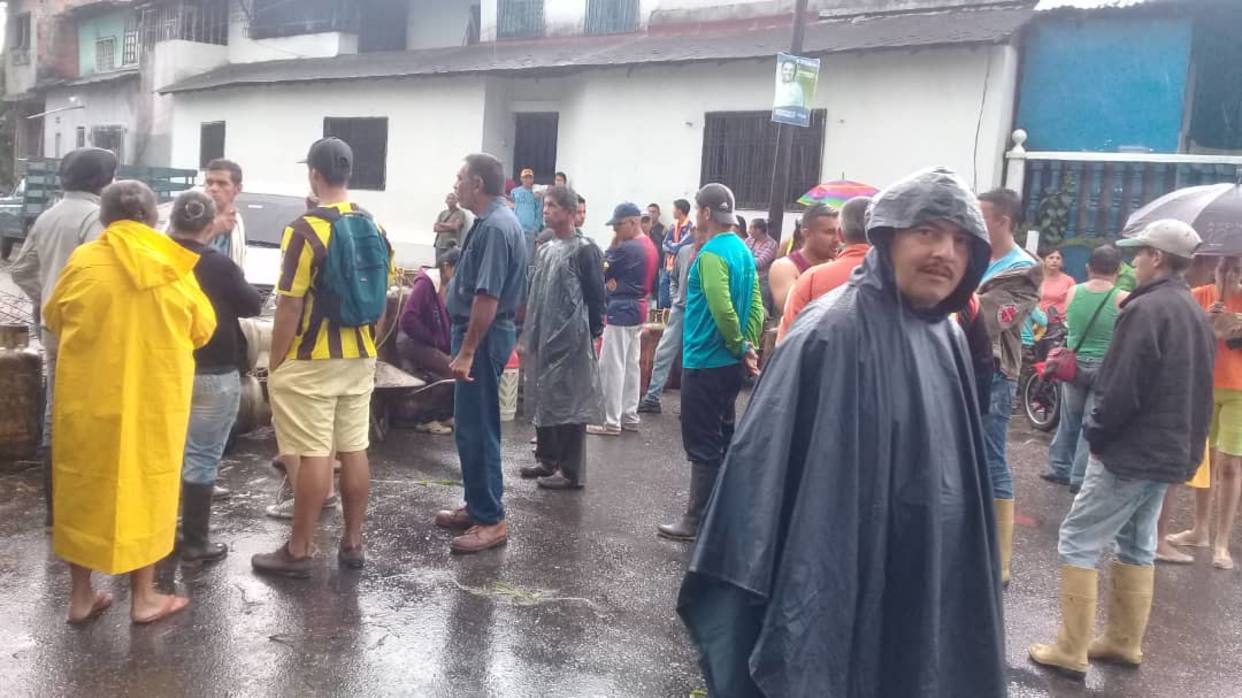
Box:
[11,191,104,326]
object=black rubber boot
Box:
[178,482,228,563]
[657,462,715,542]
[41,450,53,528]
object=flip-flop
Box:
[66,591,113,625]
[132,595,190,625]
[1156,551,1194,565]
[1213,553,1235,571]
[1166,530,1210,548]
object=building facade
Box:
[8,0,1032,260]
[1007,0,1242,276]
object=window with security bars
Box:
[250,0,358,40]
[139,1,230,52]
[95,38,117,72]
[92,125,126,162]
[498,0,544,39]
[586,0,639,35]
[123,16,140,65]
[200,122,226,168]
[700,110,826,210]
[323,117,388,191]
[10,13,31,65]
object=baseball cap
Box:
[520,168,534,178]
[300,137,353,179]
[1116,219,1201,259]
[696,183,736,226]
[606,202,643,226]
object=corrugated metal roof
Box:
[161,5,1032,95]
[1035,0,1170,10]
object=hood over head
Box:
[104,219,201,290]
[863,167,991,314]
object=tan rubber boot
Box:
[1029,565,1098,680]
[995,498,1014,586]
[1088,561,1154,666]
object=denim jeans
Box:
[1046,361,1100,485]
[182,371,242,486]
[644,305,685,404]
[452,320,516,525]
[658,269,671,310]
[41,333,57,449]
[1058,455,1169,568]
[984,371,1016,500]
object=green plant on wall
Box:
[1031,173,1077,247]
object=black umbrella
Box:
[1123,169,1242,256]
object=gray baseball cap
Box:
[1116,219,1201,259]
[695,183,736,226]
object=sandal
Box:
[132,595,190,625]
[338,543,366,570]
[1213,550,1235,571]
[67,591,113,625]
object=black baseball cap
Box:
[300,137,353,179]
[695,183,736,225]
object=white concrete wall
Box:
[407,0,475,50]
[544,0,584,36]
[164,41,1015,254]
[43,81,140,163]
[167,77,489,263]
[226,1,357,64]
[547,46,1014,242]
[139,40,232,166]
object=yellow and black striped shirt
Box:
[276,202,393,361]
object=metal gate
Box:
[586,0,639,35]
[498,0,545,39]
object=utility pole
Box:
[766,0,810,241]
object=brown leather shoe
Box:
[451,521,509,554]
[435,506,475,530]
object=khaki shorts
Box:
[269,358,376,457]
[1211,388,1242,458]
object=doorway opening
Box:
[512,112,558,185]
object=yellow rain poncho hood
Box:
[44,219,215,574]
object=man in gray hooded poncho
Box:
[678,168,1006,697]
[519,184,606,489]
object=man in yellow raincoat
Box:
[44,180,215,625]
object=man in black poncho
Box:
[678,167,1007,697]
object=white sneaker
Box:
[264,477,338,519]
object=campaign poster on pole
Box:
[771,53,820,128]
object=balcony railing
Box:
[1004,129,1242,249]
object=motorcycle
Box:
[1020,309,1066,432]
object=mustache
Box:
[917,262,957,279]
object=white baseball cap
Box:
[1116,219,1201,259]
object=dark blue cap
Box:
[606,201,643,226]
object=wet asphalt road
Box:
[0,395,1241,697]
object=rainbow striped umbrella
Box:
[797,180,879,208]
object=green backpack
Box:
[312,206,390,327]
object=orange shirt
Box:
[1193,285,1242,390]
[777,243,870,343]
[1040,272,1076,318]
